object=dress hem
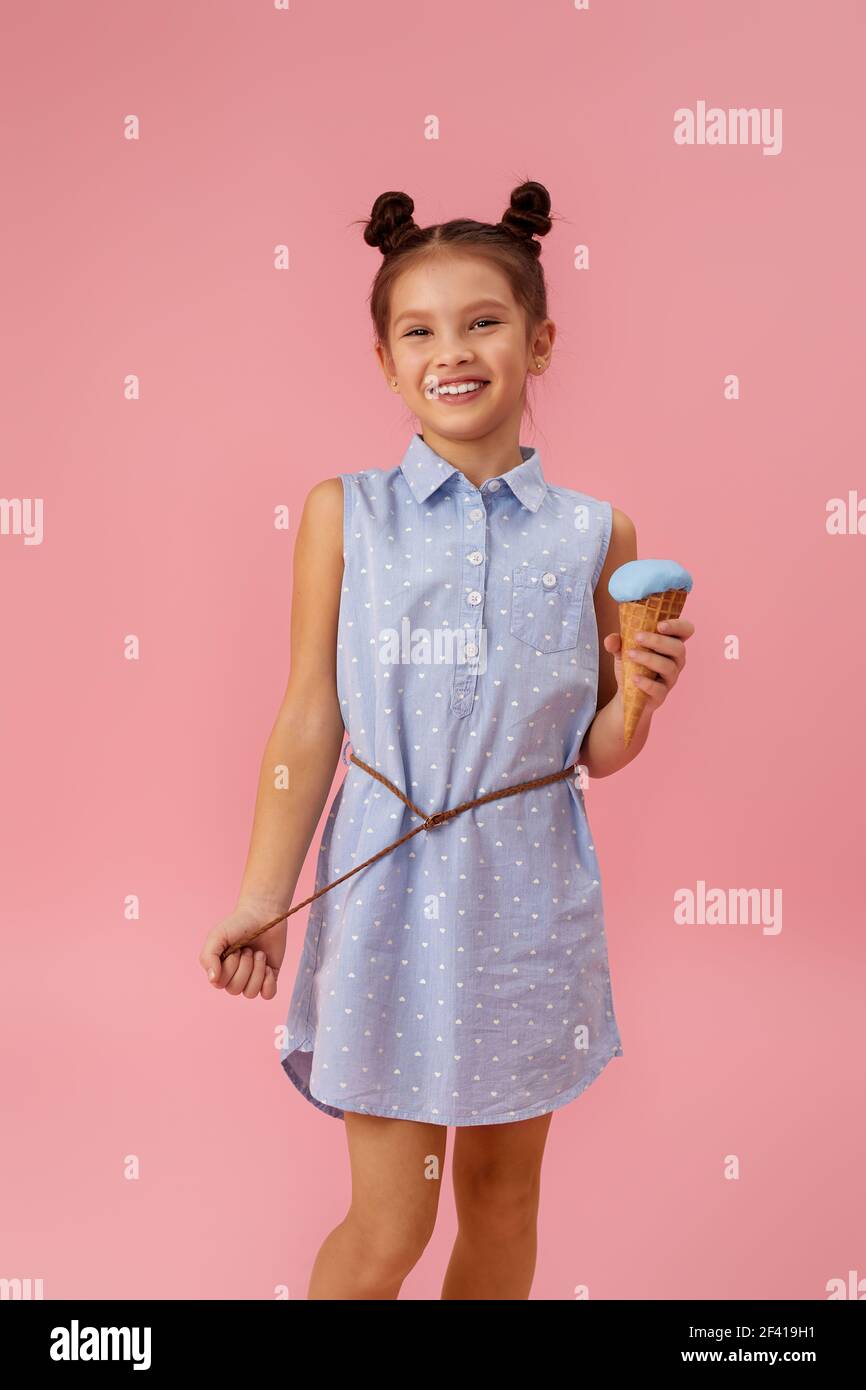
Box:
[280,1039,623,1128]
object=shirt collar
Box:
[398,433,547,512]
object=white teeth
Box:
[438,381,487,395]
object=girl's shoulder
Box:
[297,477,344,548]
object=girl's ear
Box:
[375,342,397,385]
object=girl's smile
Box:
[424,374,492,405]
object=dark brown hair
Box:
[354,180,559,360]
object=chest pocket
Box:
[510,563,587,653]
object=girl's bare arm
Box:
[234,476,347,915]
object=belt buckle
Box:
[341,739,354,767]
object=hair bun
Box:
[499,181,553,257]
[363,191,419,257]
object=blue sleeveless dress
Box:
[279,432,623,1125]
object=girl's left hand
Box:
[603,616,695,714]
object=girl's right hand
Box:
[199,901,288,1000]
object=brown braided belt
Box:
[219,749,582,963]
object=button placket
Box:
[452,499,486,716]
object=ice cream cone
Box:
[619,587,688,746]
[607,559,694,748]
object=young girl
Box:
[199,180,695,1300]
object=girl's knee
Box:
[346,1206,437,1282]
[455,1172,541,1240]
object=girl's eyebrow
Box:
[393,298,511,329]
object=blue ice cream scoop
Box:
[608,558,693,603]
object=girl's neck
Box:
[418,428,524,488]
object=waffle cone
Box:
[619,588,688,747]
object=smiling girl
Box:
[199,180,695,1299]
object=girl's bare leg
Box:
[307,1112,448,1299]
[442,1111,553,1300]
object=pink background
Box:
[2,0,864,1300]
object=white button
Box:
[469,508,484,522]
[467,550,483,565]
[467,590,482,606]
[486,479,501,491]
[465,643,478,659]
[541,571,557,588]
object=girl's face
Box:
[377,253,554,443]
